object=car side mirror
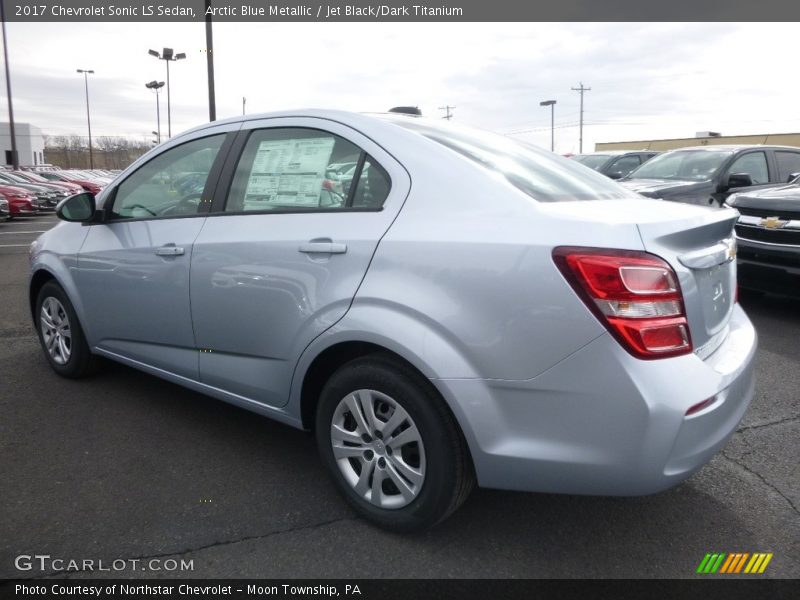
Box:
[788,172,800,183]
[56,192,96,222]
[608,171,624,180]
[726,173,753,189]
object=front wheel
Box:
[315,354,474,532]
[35,281,96,378]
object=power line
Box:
[571,82,591,153]
[439,105,456,120]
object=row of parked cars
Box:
[0,167,118,220]
[572,144,800,296]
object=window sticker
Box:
[244,137,336,209]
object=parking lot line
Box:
[0,244,32,247]
[0,231,48,234]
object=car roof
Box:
[174,109,395,139]
[667,144,800,152]
[576,150,656,157]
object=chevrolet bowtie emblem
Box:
[759,216,788,229]
[724,238,737,261]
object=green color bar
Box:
[710,553,727,573]
[697,554,712,574]
[704,554,719,573]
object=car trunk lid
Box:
[539,199,739,357]
[636,206,738,357]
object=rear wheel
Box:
[35,281,96,378]
[316,354,474,531]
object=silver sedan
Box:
[29,110,756,531]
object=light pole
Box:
[539,100,556,152]
[77,69,95,169]
[148,48,185,138]
[145,80,165,143]
[1,1,19,169]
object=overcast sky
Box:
[2,21,799,153]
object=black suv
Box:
[727,176,800,296]
[571,151,659,179]
[619,145,800,206]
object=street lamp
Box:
[77,69,95,168]
[148,48,186,138]
[539,100,556,152]
[145,80,165,144]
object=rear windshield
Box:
[391,118,634,202]
[572,154,611,170]
[630,150,733,181]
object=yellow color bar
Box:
[744,554,761,573]
[758,553,773,574]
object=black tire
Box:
[315,353,474,532]
[35,281,97,378]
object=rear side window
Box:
[394,119,633,202]
[224,128,390,212]
[775,151,800,182]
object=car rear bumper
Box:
[736,237,800,296]
[433,304,756,495]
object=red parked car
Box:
[0,185,38,218]
[12,171,84,195]
[38,171,105,195]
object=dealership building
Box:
[596,131,800,152]
[1,122,46,167]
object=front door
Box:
[76,132,231,378]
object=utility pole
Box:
[571,82,591,153]
[205,0,216,122]
[1,2,19,169]
[439,105,456,120]
[242,97,246,116]
[77,69,95,169]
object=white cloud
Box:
[1,21,798,152]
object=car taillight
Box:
[553,247,692,359]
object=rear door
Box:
[189,117,411,407]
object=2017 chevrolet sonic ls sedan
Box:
[29,111,756,531]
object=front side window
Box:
[630,150,733,182]
[111,134,225,219]
[609,155,641,177]
[728,151,769,185]
[224,128,389,213]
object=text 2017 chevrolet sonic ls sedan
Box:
[29,111,756,531]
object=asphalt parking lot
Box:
[0,214,798,579]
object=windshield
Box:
[572,154,612,170]
[391,118,635,202]
[629,150,732,181]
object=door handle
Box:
[298,242,347,254]
[155,244,185,256]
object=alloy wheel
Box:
[330,389,426,509]
[40,297,71,365]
